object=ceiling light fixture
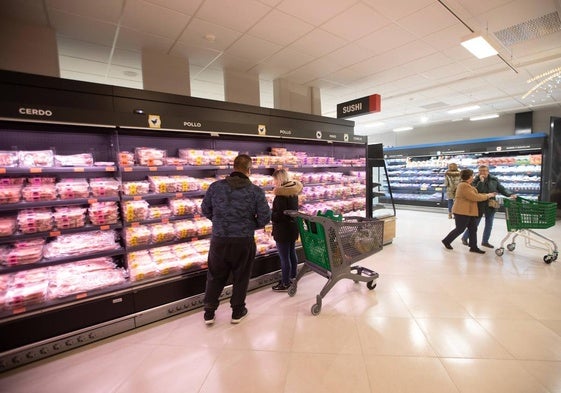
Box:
[470,114,499,121]
[447,105,480,114]
[420,116,429,123]
[461,32,498,59]
[393,126,413,132]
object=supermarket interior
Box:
[1,0,561,392]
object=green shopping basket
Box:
[504,197,557,231]
[295,210,342,271]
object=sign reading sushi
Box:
[336,94,381,119]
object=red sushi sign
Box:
[337,94,381,119]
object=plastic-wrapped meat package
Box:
[6,269,50,308]
[27,177,56,186]
[122,181,150,196]
[119,151,135,166]
[0,216,17,237]
[125,225,151,247]
[148,176,176,193]
[2,239,45,266]
[135,147,166,166]
[17,150,54,167]
[149,223,176,243]
[168,198,198,216]
[53,206,86,229]
[173,220,197,239]
[43,230,119,259]
[17,208,54,234]
[149,246,181,274]
[122,200,150,222]
[199,178,216,191]
[89,178,120,197]
[0,274,9,309]
[172,243,198,270]
[171,176,200,192]
[0,151,19,167]
[178,149,210,166]
[195,218,212,236]
[0,185,22,204]
[148,205,171,220]
[88,202,119,225]
[22,184,57,202]
[0,177,25,186]
[56,178,90,199]
[54,153,94,167]
[127,250,159,281]
[164,157,188,166]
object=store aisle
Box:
[1,209,561,393]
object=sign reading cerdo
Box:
[336,94,381,119]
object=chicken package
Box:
[178,149,210,166]
[127,250,159,281]
[119,151,135,166]
[56,178,90,199]
[174,219,197,239]
[5,277,49,308]
[0,216,17,237]
[0,177,25,186]
[149,223,176,244]
[195,218,212,236]
[18,150,54,167]
[125,225,151,247]
[122,181,150,196]
[17,208,54,234]
[168,198,199,216]
[0,185,22,204]
[148,176,177,193]
[148,205,171,220]
[27,177,56,185]
[52,206,87,229]
[1,239,45,266]
[21,184,57,202]
[122,200,150,222]
[88,201,119,225]
[43,230,119,259]
[89,178,120,197]
[54,153,94,167]
[0,151,19,167]
[135,147,166,166]
[170,176,200,192]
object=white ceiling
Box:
[2,0,561,134]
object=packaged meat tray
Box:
[1,239,45,266]
[195,218,212,236]
[52,206,87,229]
[168,198,199,216]
[148,176,177,193]
[0,216,17,237]
[18,150,54,167]
[88,202,119,225]
[148,205,171,220]
[127,251,159,281]
[0,185,22,204]
[56,178,90,199]
[17,208,54,234]
[27,177,56,185]
[149,223,176,243]
[54,153,94,167]
[89,178,120,197]
[164,157,188,166]
[178,149,210,166]
[0,177,25,186]
[43,230,119,259]
[125,225,151,247]
[122,181,150,196]
[170,176,200,192]
[0,151,19,167]
[5,278,49,308]
[135,147,166,166]
[21,184,57,202]
[119,151,135,166]
[122,200,149,222]
[174,219,197,239]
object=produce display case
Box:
[0,70,367,371]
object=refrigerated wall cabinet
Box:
[0,71,367,371]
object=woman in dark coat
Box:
[271,169,303,291]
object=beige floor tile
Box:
[364,355,460,393]
[541,320,561,337]
[478,319,561,360]
[198,349,289,393]
[521,360,561,393]
[114,346,220,393]
[457,297,534,319]
[291,315,362,354]
[441,358,549,393]
[284,353,371,393]
[416,318,512,359]
[356,317,436,356]
[221,314,296,351]
[354,289,413,318]
[400,292,471,318]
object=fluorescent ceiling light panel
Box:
[470,113,499,121]
[393,126,413,132]
[461,33,498,59]
[447,105,480,114]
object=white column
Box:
[141,50,190,96]
[224,69,260,106]
[0,18,59,77]
[273,78,322,115]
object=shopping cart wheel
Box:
[288,285,297,297]
[311,296,322,316]
[367,280,377,290]
[544,255,554,264]
[495,248,504,256]
[553,252,559,261]
[506,243,516,251]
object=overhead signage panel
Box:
[337,94,381,119]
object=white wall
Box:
[369,106,561,147]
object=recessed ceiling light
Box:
[461,33,498,59]
[393,126,413,132]
[420,116,429,123]
[204,33,216,42]
[470,114,499,121]
[447,105,480,114]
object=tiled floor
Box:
[1,209,561,393]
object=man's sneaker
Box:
[231,307,248,324]
[272,282,290,292]
[204,309,215,325]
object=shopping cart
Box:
[285,210,383,315]
[495,197,558,263]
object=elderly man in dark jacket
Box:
[201,154,271,325]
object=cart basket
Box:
[504,197,557,231]
[288,210,384,271]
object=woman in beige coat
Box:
[442,169,496,254]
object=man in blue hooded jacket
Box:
[201,154,271,325]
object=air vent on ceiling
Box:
[494,11,561,47]
[420,102,447,110]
